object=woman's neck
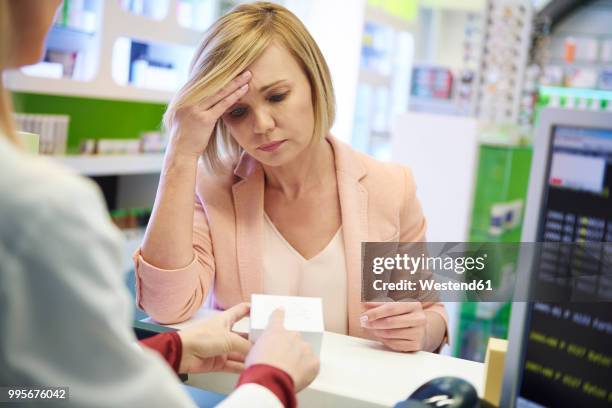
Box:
[262,137,335,199]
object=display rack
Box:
[535,1,612,102]
[473,0,533,124]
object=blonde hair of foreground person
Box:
[0,0,18,144]
[164,1,335,173]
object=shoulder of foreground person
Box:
[0,143,115,238]
[0,143,199,407]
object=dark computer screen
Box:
[517,125,612,407]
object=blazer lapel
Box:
[232,154,265,300]
[329,137,368,337]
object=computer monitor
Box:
[501,108,612,407]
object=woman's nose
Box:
[252,108,275,135]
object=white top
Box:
[262,213,348,334]
[0,136,282,408]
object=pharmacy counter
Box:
[145,308,484,408]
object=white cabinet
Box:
[6,0,204,102]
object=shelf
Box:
[54,153,164,176]
[48,26,97,51]
[7,0,202,102]
[51,24,97,37]
[539,86,612,100]
[5,71,174,102]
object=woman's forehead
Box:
[246,43,303,85]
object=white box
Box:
[249,294,324,356]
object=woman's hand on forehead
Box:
[168,71,251,158]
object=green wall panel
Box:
[12,93,166,154]
[469,144,533,243]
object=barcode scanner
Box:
[393,377,480,408]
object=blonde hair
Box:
[0,0,18,144]
[164,1,335,173]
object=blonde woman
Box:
[138,2,448,353]
[0,1,317,406]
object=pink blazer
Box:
[134,136,448,339]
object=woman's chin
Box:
[255,153,292,167]
[251,143,298,167]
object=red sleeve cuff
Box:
[139,332,182,373]
[237,364,296,408]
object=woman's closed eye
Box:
[226,92,289,118]
[268,92,288,102]
[228,107,247,118]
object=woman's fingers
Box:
[362,302,419,322]
[364,311,426,330]
[208,83,249,119]
[200,70,251,111]
[370,327,422,340]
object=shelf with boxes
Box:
[8,0,283,101]
[14,113,70,155]
[407,6,485,118]
[6,0,204,102]
[538,85,612,111]
[13,109,167,174]
[473,0,533,124]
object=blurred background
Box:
[6,0,612,363]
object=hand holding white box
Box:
[250,294,324,356]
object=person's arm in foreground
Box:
[140,306,319,408]
[0,172,196,407]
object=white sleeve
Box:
[0,173,196,408]
[216,384,285,408]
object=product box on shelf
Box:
[13,113,69,155]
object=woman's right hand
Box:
[246,309,320,392]
[140,71,252,278]
[168,70,251,158]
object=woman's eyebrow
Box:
[258,79,289,93]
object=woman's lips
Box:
[257,139,287,152]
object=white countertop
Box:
[144,309,484,408]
